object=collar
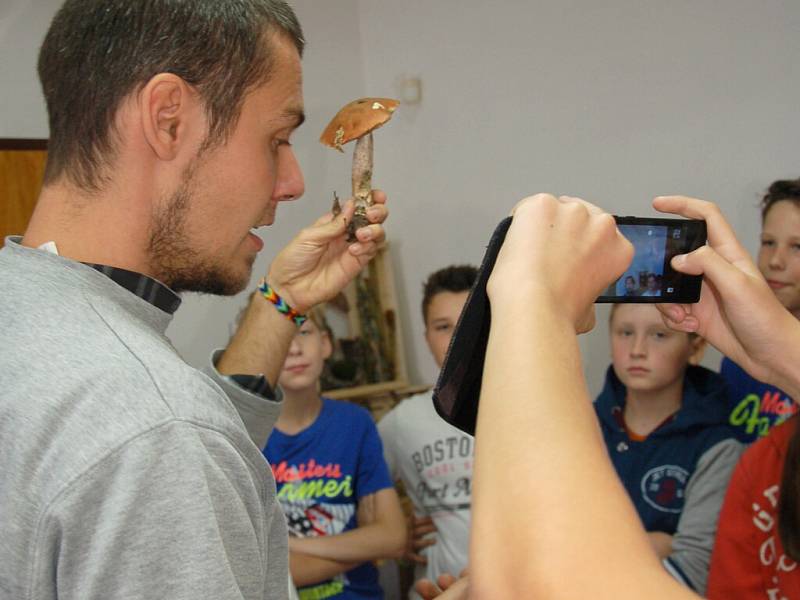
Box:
[38,239,181,315]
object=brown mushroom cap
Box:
[319,97,400,151]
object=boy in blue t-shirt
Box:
[264,310,405,599]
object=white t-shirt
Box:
[378,392,473,596]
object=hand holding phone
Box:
[596,216,706,303]
[433,207,706,435]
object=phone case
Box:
[432,216,512,435]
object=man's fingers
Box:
[413,537,436,551]
[656,304,700,333]
[508,193,558,216]
[408,552,428,565]
[414,579,440,599]
[653,195,751,263]
[671,245,753,295]
[558,195,607,215]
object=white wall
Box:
[357,0,800,393]
[0,0,61,137]
[4,1,800,396]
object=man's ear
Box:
[139,73,202,161]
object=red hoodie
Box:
[708,418,800,599]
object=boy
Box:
[378,265,478,599]
[264,311,406,599]
[595,303,743,595]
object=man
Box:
[0,2,387,599]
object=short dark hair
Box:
[38,0,304,191]
[421,265,478,324]
[761,178,800,221]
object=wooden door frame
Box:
[0,138,48,150]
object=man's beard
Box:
[147,167,252,296]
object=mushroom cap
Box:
[320,97,400,151]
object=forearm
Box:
[216,291,296,387]
[290,520,405,563]
[769,329,800,401]
[289,551,361,587]
[470,299,694,600]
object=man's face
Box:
[625,278,635,292]
[424,291,469,369]
[148,33,305,294]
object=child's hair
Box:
[761,178,800,221]
[421,265,478,323]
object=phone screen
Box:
[596,217,706,303]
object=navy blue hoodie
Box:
[594,365,737,535]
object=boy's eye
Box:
[435,324,452,332]
[761,239,775,247]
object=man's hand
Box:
[405,515,437,565]
[415,572,469,600]
[653,195,800,397]
[487,193,634,333]
[267,190,388,312]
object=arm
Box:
[289,552,360,588]
[289,487,406,562]
[469,194,696,600]
[217,193,388,386]
[43,422,282,600]
[406,515,437,564]
[663,438,744,594]
[654,196,800,399]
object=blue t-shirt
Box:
[264,398,393,600]
[721,357,797,443]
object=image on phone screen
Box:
[596,217,706,304]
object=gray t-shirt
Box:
[0,239,288,600]
[378,392,472,596]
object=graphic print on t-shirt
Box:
[272,458,356,537]
[411,435,473,513]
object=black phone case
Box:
[432,216,512,435]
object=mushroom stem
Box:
[349,132,373,238]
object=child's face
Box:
[610,304,704,394]
[758,200,800,318]
[425,290,469,369]
[278,319,332,393]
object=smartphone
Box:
[595,216,706,304]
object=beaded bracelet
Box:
[257,278,307,326]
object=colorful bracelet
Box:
[257,279,307,327]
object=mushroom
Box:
[320,97,399,239]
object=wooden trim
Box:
[0,139,48,151]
